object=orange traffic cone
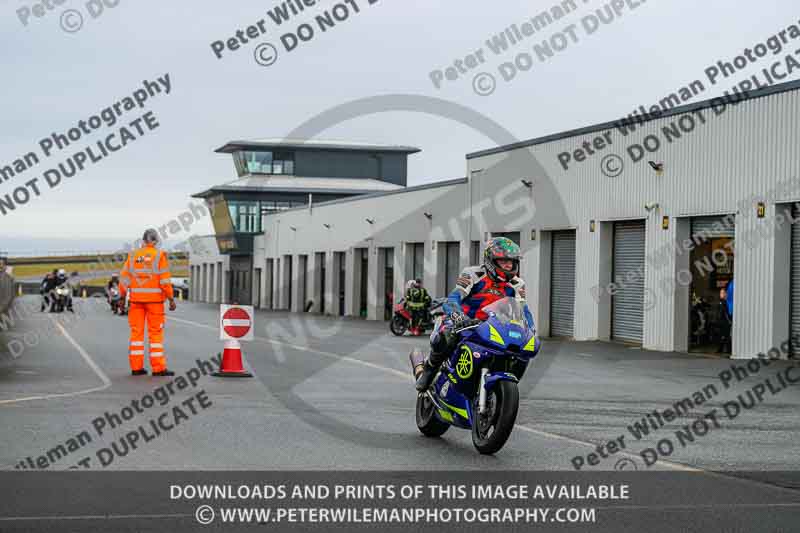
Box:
[212,339,253,378]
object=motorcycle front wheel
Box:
[472,380,519,455]
[390,315,408,336]
[415,393,449,437]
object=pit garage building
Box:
[191,79,800,359]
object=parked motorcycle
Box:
[390,297,446,336]
[50,284,72,313]
[410,297,540,454]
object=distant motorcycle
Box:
[410,297,540,455]
[390,297,446,336]
[50,284,71,313]
[108,286,126,315]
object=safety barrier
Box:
[0,271,15,318]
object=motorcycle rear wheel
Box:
[415,393,449,437]
[390,316,408,336]
[472,381,519,455]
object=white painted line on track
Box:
[0,320,111,406]
[169,316,409,380]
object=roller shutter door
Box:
[612,221,646,343]
[550,231,576,337]
[791,205,800,357]
[691,215,735,239]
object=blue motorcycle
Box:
[410,297,541,454]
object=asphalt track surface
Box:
[1,296,799,532]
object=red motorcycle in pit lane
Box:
[389,297,446,336]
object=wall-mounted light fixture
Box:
[757,202,766,218]
[648,161,664,176]
[323,223,331,229]
[589,220,596,233]
[662,216,670,230]
[530,229,537,241]
[423,212,433,220]
[289,226,297,232]
[520,179,533,188]
[365,218,375,225]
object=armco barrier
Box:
[0,271,15,317]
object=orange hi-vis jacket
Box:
[119,244,174,303]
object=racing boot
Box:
[152,369,176,377]
[415,351,446,392]
[131,369,147,376]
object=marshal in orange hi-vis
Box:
[120,238,176,376]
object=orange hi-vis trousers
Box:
[128,302,167,373]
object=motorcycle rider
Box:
[107,273,121,312]
[415,237,537,392]
[405,278,432,335]
[39,270,57,311]
[55,268,74,312]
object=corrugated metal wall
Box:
[248,84,800,357]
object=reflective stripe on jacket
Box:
[119,244,174,303]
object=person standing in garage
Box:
[120,229,177,376]
[717,281,733,354]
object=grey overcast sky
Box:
[1,0,798,253]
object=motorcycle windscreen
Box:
[481,297,528,328]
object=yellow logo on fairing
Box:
[440,400,469,419]
[488,324,505,345]
[456,345,473,379]
[524,335,537,352]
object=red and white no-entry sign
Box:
[219,305,254,341]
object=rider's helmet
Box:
[57,268,66,277]
[483,237,521,282]
[405,280,416,291]
[414,278,422,288]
